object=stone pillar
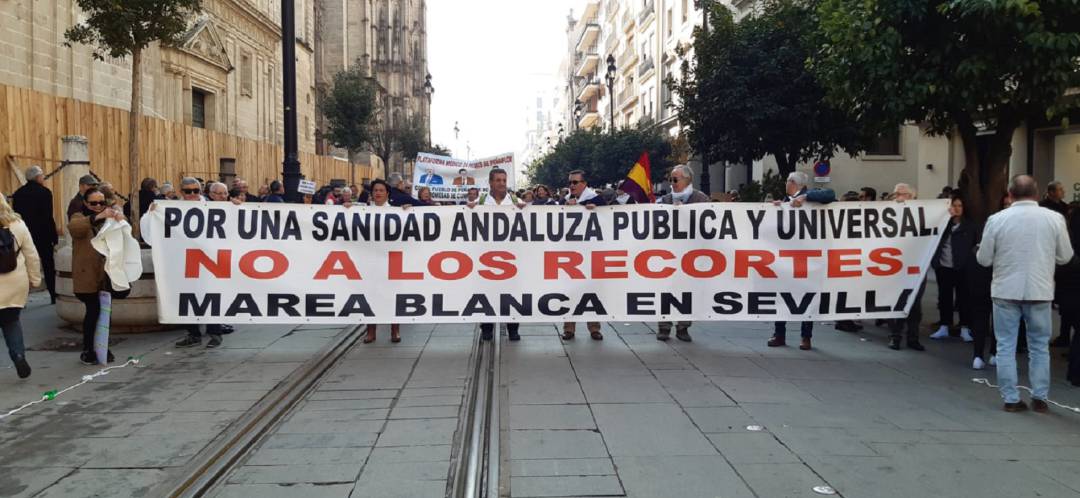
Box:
[60,135,89,236]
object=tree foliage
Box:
[64,0,202,59]
[64,0,202,230]
[423,144,453,156]
[319,66,378,155]
[810,0,1080,219]
[527,125,673,189]
[671,0,867,177]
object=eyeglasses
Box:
[669,177,682,183]
[182,189,201,194]
[568,180,583,185]
[86,201,106,207]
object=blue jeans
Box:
[0,308,26,362]
[992,299,1052,403]
[774,321,812,340]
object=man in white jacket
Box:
[976,175,1074,413]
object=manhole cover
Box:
[28,337,126,352]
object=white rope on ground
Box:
[0,357,142,421]
[971,378,1080,413]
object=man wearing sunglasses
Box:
[655,165,710,342]
[562,170,606,341]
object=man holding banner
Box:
[473,167,524,341]
[655,164,707,342]
[562,169,606,341]
[768,171,835,351]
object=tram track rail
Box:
[153,324,364,498]
[153,321,502,498]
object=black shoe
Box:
[907,341,925,351]
[676,331,692,342]
[79,351,96,365]
[835,321,859,332]
[508,332,521,342]
[206,336,222,349]
[657,332,671,341]
[220,325,235,335]
[481,330,493,341]
[106,350,115,363]
[1004,400,1029,412]
[175,336,201,348]
[13,356,30,379]
[888,338,902,350]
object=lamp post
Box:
[423,73,434,145]
[693,0,712,195]
[281,0,300,201]
[605,54,616,133]
[573,100,583,131]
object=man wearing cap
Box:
[12,166,59,303]
[67,174,99,219]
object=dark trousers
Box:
[75,292,100,353]
[1059,304,1079,345]
[774,321,812,340]
[935,267,969,327]
[1069,336,1080,385]
[481,323,518,335]
[891,280,927,341]
[37,245,56,301]
[0,308,25,362]
[186,324,222,339]
[970,297,996,360]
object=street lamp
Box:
[423,73,433,144]
[605,54,616,133]
[573,100,583,130]
[693,0,712,195]
[281,0,300,201]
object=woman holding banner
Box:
[363,179,402,344]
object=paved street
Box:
[2,290,1080,498]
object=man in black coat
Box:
[12,166,59,303]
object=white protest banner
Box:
[412,152,516,202]
[145,200,949,324]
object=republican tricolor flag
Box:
[618,152,655,204]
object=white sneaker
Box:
[972,357,986,370]
[989,355,997,366]
[960,327,973,343]
[929,325,950,340]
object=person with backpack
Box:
[0,192,42,378]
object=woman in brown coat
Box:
[69,188,127,365]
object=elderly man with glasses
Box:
[768,171,835,350]
[654,164,710,341]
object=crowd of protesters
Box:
[2,164,1078,412]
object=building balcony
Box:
[606,0,620,21]
[639,0,655,27]
[575,23,601,53]
[638,58,655,78]
[580,0,601,23]
[575,52,600,78]
[618,82,639,110]
[576,78,602,101]
[578,110,601,130]
[622,8,636,32]
[617,45,638,74]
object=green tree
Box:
[811,0,1080,220]
[65,0,202,228]
[319,66,378,158]
[527,125,672,190]
[671,0,866,179]
[422,144,453,156]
